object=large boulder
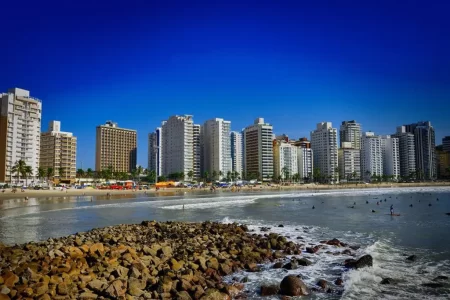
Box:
[406,255,417,262]
[297,258,313,266]
[200,288,231,300]
[280,275,309,296]
[345,255,373,269]
[260,285,279,296]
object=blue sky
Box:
[1,0,449,168]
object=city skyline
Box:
[1,1,449,168]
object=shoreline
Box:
[0,182,449,202]
[0,220,343,299]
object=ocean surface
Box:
[1,186,449,299]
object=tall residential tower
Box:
[310,122,338,182]
[202,118,232,180]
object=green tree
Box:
[218,170,223,180]
[86,168,93,178]
[187,170,194,182]
[77,168,85,178]
[58,167,65,179]
[147,170,156,183]
[12,159,27,184]
[313,168,321,183]
[46,167,54,182]
[38,167,46,181]
[203,171,209,182]
[226,171,232,182]
[24,165,33,186]
[158,175,167,182]
[212,170,218,181]
[137,166,143,184]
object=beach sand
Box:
[0,182,448,202]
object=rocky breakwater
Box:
[0,221,302,299]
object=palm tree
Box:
[187,170,194,182]
[12,160,27,184]
[86,168,93,179]
[226,171,232,182]
[58,167,65,180]
[77,168,85,178]
[38,167,46,182]
[137,166,143,184]
[24,166,33,186]
[280,167,288,182]
[203,171,209,182]
[218,170,223,180]
[212,170,218,181]
[46,167,54,182]
[313,168,321,183]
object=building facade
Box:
[394,126,416,178]
[297,147,313,181]
[338,142,361,182]
[291,137,311,148]
[310,122,338,182]
[230,131,243,178]
[437,150,450,178]
[339,120,362,149]
[404,121,436,180]
[202,118,232,180]
[148,127,162,178]
[193,124,202,180]
[361,132,383,181]
[0,88,42,183]
[381,135,400,179]
[443,136,450,153]
[273,140,298,180]
[243,118,274,181]
[95,121,137,173]
[161,115,194,181]
[40,121,77,183]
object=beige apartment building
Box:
[0,88,42,183]
[40,121,77,183]
[95,121,137,173]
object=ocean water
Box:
[1,187,449,299]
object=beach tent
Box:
[155,181,176,188]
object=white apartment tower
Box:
[361,132,383,181]
[394,126,416,178]
[243,118,274,181]
[202,118,232,180]
[310,122,338,182]
[338,142,361,181]
[0,88,42,183]
[230,131,243,177]
[148,127,162,178]
[381,135,400,179]
[273,141,298,180]
[193,124,202,180]
[340,120,362,149]
[161,115,194,181]
[297,147,313,181]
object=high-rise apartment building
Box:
[161,115,194,181]
[361,132,383,182]
[291,137,311,148]
[193,124,202,180]
[40,121,77,183]
[243,118,274,181]
[297,147,313,181]
[338,142,361,181]
[340,120,362,149]
[202,118,232,180]
[443,136,450,153]
[230,131,243,177]
[381,135,400,179]
[437,150,450,178]
[95,121,137,173]
[148,127,162,178]
[0,88,42,183]
[394,126,416,178]
[403,121,436,180]
[273,140,298,180]
[310,122,338,182]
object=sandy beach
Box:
[1,182,449,201]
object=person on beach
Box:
[390,204,394,215]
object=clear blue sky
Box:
[1,0,449,169]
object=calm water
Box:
[1,187,449,299]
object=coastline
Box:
[1,182,449,202]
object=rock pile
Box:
[0,221,302,299]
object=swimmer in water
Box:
[390,204,394,215]
[312,206,315,209]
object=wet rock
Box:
[317,279,328,289]
[260,285,279,296]
[272,262,283,269]
[282,261,298,270]
[422,282,444,288]
[297,258,313,266]
[280,275,309,296]
[380,278,395,285]
[334,278,343,286]
[344,255,373,269]
[341,249,352,255]
[278,224,284,228]
[406,255,417,262]
[326,238,341,246]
